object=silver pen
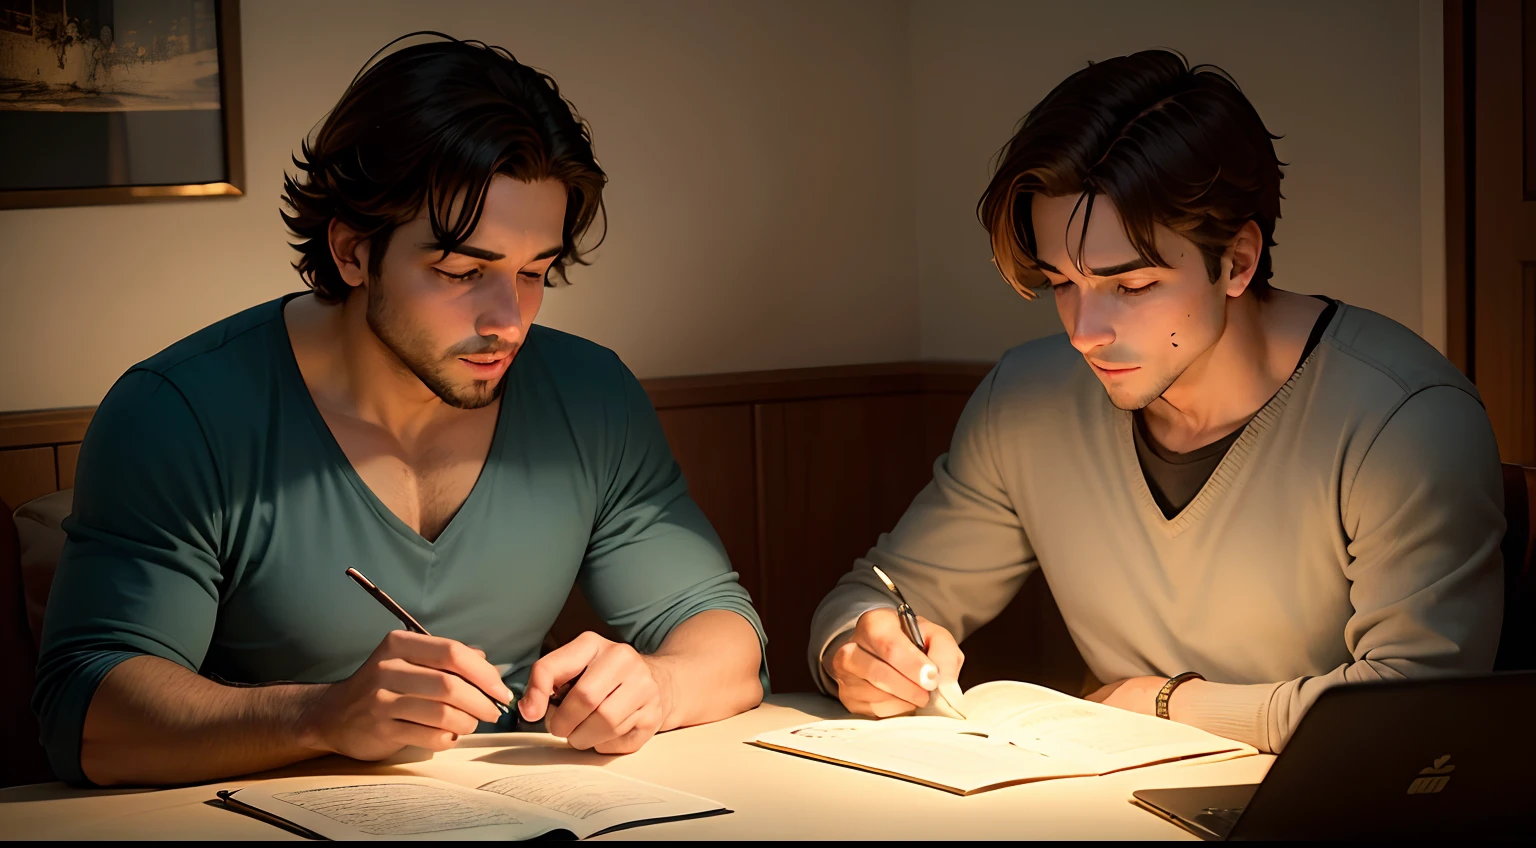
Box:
[871,566,967,718]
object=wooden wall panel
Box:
[756,394,932,693]
[1525,265,1536,463]
[1470,0,1536,462]
[656,406,760,600]
[55,444,80,491]
[0,448,57,512]
[1525,0,1536,201]
[0,408,92,450]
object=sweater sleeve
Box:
[806,365,1040,694]
[1174,385,1505,752]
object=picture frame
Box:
[0,0,244,209]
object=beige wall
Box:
[0,1,1440,412]
[911,0,1432,361]
[0,0,919,411]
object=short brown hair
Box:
[978,49,1284,299]
[282,33,607,302]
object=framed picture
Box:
[0,0,243,209]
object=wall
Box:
[911,0,1433,361]
[0,0,919,411]
[0,1,1442,412]
[1418,0,1446,354]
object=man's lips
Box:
[458,352,513,377]
[1090,361,1140,375]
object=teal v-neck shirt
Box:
[33,294,768,784]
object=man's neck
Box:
[285,293,465,445]
[1141,289,1326,452]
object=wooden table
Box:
[0,693,1272,840]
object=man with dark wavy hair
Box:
[811,50,1504,753]
[34,35,767,787]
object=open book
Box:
[752,680,1256,795]
[217,765,728,840]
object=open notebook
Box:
[217,765,728,840]
[753,680,1256,795]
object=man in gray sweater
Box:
[809,50,1504,753]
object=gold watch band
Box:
[1155,671,1204,719]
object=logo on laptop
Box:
[1406,754,1455,795]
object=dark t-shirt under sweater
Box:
[1135,298,1339,518]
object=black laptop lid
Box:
[1229,672,1535,840]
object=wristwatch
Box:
[1155,671,1204,719]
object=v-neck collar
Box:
[1115,302,1345,538]
[272,292,512,552]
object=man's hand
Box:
[1083,675,1167,716]
[296,630,512,761]
[826,608,964,717]
[518,631,675,755]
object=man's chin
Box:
[438,381,504,410]
[417,368,507,410]
[1101,381,1161,412]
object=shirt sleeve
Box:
[32,370,226,785]
[1174,385,1506,752]
[806,365,1040,694]
[578,355,769,693]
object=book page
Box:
[950,679,1080,722]
[955,681,1256,772]
[752,716,1084,795]
[473,766,726,837]
[226,768,726,841]
[754,680,1256,793]
[228,776,563,841]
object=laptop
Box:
[1131,672,1535,841]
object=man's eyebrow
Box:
[1088,257,1152,277]
[422,243,563,263]
[1035,257,1153,277]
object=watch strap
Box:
[1155,671,1204,719]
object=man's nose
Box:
[476,275,526,344]
[1068,290,1116,354]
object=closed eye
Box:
[436,268,481,282]
[1118,281,1158,295]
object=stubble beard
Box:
[1103,364,1183,412]
[364,282,507,411]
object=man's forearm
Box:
[80,655,328,786]
[649,609,764,731]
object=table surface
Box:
[0,693,1272,840]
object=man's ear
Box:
[1221,220,1263,298]
[327,219,372,290]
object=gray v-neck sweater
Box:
[809,302,1505,753]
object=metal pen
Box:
[345,567,510,716]
[871,565,967,718]
[871,565,928,653]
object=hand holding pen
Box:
[821,565,968,719]
[289,568,516,763]
[344,567,511,717]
